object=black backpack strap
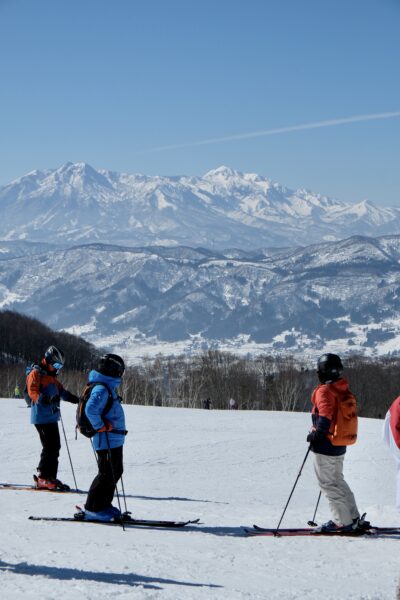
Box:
[94,383,126,434]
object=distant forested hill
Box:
[0,310,99,370]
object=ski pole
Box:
[120,474,128,514]
[90,438,98,464]
[274,446,311,536]
[105,432,125,531]
[60,413,78,490]
[308,491,321,527]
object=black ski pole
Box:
[274,446,311,536]
[308,491,321,527]
[105,432,125,531]
[60,414,78,490]
[120,474,128,515]
[90,438,99,464]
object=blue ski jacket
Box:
[85,370,126,451]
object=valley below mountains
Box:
[0,235,400,360]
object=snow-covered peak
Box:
[0,163,399,249]
[203,165,242,179]
[52,162,113,190]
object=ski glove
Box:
[41,394,59,405]
[97,419,113,433]
[307,429,326,444]
[63,392,79,404]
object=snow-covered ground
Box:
[0,399,399,599]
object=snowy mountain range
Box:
[1,162,399,250]
[1,235,400,359]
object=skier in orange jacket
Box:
[26,345,79,490]
[307,353,367,533]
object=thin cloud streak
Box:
[147,111,400,153]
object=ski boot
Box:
[80,506,122,522]
[312,520,355,533]
[34,474,70,491]
[34,475,57,490]
[52,478,71,491]
[353,513,371,531]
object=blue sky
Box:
[0,0,399,205]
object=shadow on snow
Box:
[0,485,228,504]
[127,494,229,504]
[183,524,245,537]
[0,560,222,591]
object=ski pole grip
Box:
[111,429,128,435]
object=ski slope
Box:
[0,398,398,599]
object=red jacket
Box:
[389,397,400,449]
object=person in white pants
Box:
[313,453,359,527]
[382,396,400,509]
[306,353,366,532]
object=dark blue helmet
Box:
[317,353,343,382]
[97,353,125,378]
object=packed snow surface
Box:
[0,399,399,599]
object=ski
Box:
[252,523,400,533]
[244,526,400,537]
[28,515,200,528]
[0,482,86,494]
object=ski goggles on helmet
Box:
[52,362,64,371]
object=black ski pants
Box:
[35,422,61,480]
[85,445,124,512]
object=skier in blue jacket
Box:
[84,353,127,521]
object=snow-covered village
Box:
[1,1,400,598]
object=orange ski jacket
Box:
[311,378,358,455]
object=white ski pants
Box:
[382,412,400,510]
[313,452,360,526]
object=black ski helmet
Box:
[97,353,125,378]
[317,353,343,382]
[44,345,65,369]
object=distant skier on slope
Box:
[203,397,212,410]
[229,397,237,410]
[382,396,400,510]
[307,353,368,532]
[26,345,79,490]
[82,353,127,522]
